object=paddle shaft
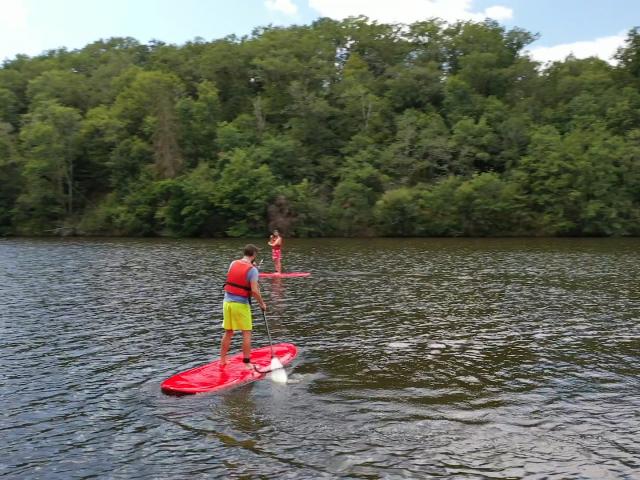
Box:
[261,309,275,359]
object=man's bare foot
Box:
[220,357,227,367]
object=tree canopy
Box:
[1,18,640,237]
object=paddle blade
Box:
[269,357,288,384]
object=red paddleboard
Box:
[161,343,297,395]
[259,272,311,278]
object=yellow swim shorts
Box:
[222,301,253,331]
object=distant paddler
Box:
[267,229,283,274]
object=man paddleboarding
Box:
[220,244,267,368]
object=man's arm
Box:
[250,279,267,311]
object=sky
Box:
[0,0,638,65]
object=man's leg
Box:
[242,330,252,367]
[220,329,234,365]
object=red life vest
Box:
[224,260,254,297]
[272,237,282,250]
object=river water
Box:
[1,238,639,479]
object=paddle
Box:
[254,309,288,383]
[262,308,275,358]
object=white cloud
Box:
[527,32,627,65]
[0,0,39,62]
[265,0,298,16]
[307,0,512,24]
[483,6,512,21]
[0,0,28,30]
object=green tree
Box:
[442,77,485,124]
[197,37,253,121]
[176,80,221,167]
[78,105,124,197]
[15,101,81,233]
[384,62,444,112]
[453,172,529,235]
[374,187,423,236]
[335,53,388,138]
[2,20,640,238]
[27,70,90,111]
[286,81,341,180]
[0,87,20,126]
[535,57,616,131]
[513,124,632,235]
[248,133,306,183]
[107,137,153,194]
[268,179,329,237]
[154,164,221,236]
[451,116,499,174]
[329,153,387,236]
[0,123,21,234]
[419,177,465,236]
[614,27,640,82]
[213,148,277,236]
[113,69,185,178]
[606,87,640,134]
[443,20,537,96]
[216,113,260,154]
[382,110,453,185]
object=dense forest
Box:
[1,17,640,237]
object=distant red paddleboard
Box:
[259,272,311,278]
[161,343,298,395]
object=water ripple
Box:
[1,237,639,478]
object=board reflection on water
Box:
[1,237,639,478]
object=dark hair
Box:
[243,244,259,257]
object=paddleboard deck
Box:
[259,272,311,278]
[161,343,297,395]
